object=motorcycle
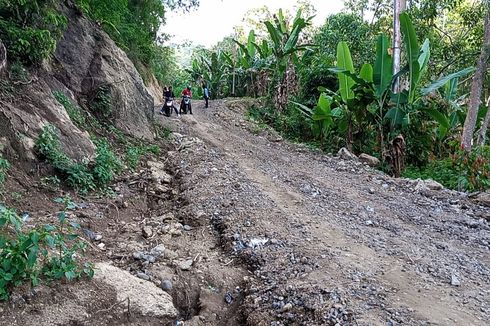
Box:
[180,95,191,114]
[160,97,173,117]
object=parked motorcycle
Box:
[180,95,191,114]
[160,97,173,116]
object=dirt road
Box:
[163,99,489,325]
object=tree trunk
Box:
[393,0,406,93]
[461,11,490,151]
[477,96,490,145]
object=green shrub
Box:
[53,91,87,129]
[0,156,9,188]
[403,146,490,191]
[125,144,160,171]
[90,85,112,119]
[0,1,67,65]
[0,200,93,301]
[36,125,124,193]
[92,138,123,186]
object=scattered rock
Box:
[281,303,293,312]
[414,179,444,192]
[142,226,153,238]
[177,259,193,271]
[160,280,173,291]
[451,275,461,286]
[137,272,150,281]
[359,153,380,167]
[470,191,490,207]
[183,225,192,231]
[133,252,156,263]
[338,147,357,161]
[164,249,179,260]
[150,244,166,258]
[147,161,173,184]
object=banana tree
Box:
[264,9,314,111]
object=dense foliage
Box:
[192,1,489,191]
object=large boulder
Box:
[0,4,157,165]
[52,5,154,140]
[359,153,380,167]
[94,263,178,319]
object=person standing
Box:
[168,86,179,116]
[203,83,210,108]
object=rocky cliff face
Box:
[0,3,156,165]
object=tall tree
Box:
[461,6,490,151]
[393,0,406,92]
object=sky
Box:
[164,0,345,47]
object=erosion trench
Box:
[0,99,488,326]
[156,99,489,325]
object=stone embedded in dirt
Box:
[155,184,170,194]
[177,259,194,271]
[142,226,154,238]
[365,220,374,226]
[414,178,444,192]
[137,272,150,281]
[94,263,177,319]
[164,249,179,260]
[183,225,192,231]
[150,244,166,258]
[133,251,156,263]
[161,280,173,291]
[147,161,173,184]
[451,275,461,286]
[359,153,380,167]
[281,303,293,312]
[470,191,490,207]
[368,188,375,194]
[97,243,106,250]
[338,147,357,161]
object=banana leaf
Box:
[336,41,355,102]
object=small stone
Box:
[160,280,173,291]
[136,272,150,281]
[368,188,375,194]
[281,303,293,312]
[365,220,374,226]
[142,226,153,238]
[97,243,106,250]
[183,225,192,231]
[170,229,183,237]
[451,275,461,286]
[94,234,103,241]
[150,244,166,258]
[164,249,179,260]
[178,259,193,271]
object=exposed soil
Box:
[1,98,489,326]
